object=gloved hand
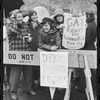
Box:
[23,34,32,42]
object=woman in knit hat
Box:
[38,17,61,51]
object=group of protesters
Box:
[3,7,97,100]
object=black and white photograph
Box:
[3,0,97,100]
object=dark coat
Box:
[53,20,64,48]
[27,21,42,51]
[38,29,61,51]
[81,22,97,50]
[7,21,31,51]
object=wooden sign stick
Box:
[85,79,90,100]
[49,87,56,100]
[84,54,94,100]
[64,68,73,100]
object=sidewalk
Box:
[3,85,87,100]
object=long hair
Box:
[28,11,37,22]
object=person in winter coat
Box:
[8,10,36,100]
[80,12,97,99]
[38,17,61,51]
[71,9,97,100]
[53,8,64,30]
[81,12,97,50]
[26,10,42,91]
[27,10,42,51]
[53,8,65,48]
[38,17,63,93]
[3,10,20,93]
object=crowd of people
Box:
[3,7,97,100]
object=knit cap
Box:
[53,8,64,18]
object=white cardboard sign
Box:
[40,52,68,88]
[62,14,86,49]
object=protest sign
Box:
[3,50,96,69]
[62,14,86,49]
[40,52,68,88]
[3,51,40,66]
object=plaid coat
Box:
[7,21,32,51]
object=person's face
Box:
[56,15,64,22]
[16,13,23,23]
[43,22,51,33]
[86,14,90,19]
[10,16,15,22]
[30,14,38,22]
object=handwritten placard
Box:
[40,52,68,88]
[62,14,86,49]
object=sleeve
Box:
[38,32,52,51]
[21,24,31,37]
[91,23,97,41]
[7,22,21,42]
[88,23,97,43]
[26,25,31,35]
[56,32,62,49]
